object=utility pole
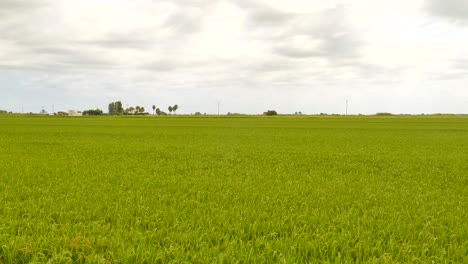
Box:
[346,100,348,115]
[217,101,220,115]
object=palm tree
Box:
[152,105,156,115]
[173,104,178,115]
[168,106,173,115]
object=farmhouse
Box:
[68,110,82,116]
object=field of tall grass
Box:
[0,115,467,262]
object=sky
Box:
[1,0,468,115]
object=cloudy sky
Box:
[1,0,468,114]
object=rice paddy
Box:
[0,115,467,263]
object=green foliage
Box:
[82,109,103,116]
[124,106,149,115]
[108,101,123,115]
[1,115,468,262]
[55,111,68,116]
[263,110,278,116]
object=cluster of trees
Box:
[108,101,124,115]
[152,104,178,115]
[108,101,179,116]
[124,106,148,115]
[108,101,150,115]
[263,110,278,116]
[83,109,104,116]
[0,110,8,114]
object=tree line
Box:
[102,101,179,116]
[152,104,178,115]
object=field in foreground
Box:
[0,115,467,263]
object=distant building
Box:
[126,109,137,115]
[68,110,82,116]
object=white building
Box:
[68,110,82,116]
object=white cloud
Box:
[427,0,468,22]
[0,0,467,114]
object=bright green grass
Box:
[0,115,467,263]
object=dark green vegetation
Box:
[1,115,467,263]
[82,109,104,116]
[107,100,178,116]
[263,110,278,116]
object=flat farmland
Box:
[0,115,467,263]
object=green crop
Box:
[0,115,467,263]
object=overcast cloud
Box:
[1,0,468,114]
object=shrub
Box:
[263,110,278,116]
[83,109,103,116]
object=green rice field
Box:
[0,115,467,263]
